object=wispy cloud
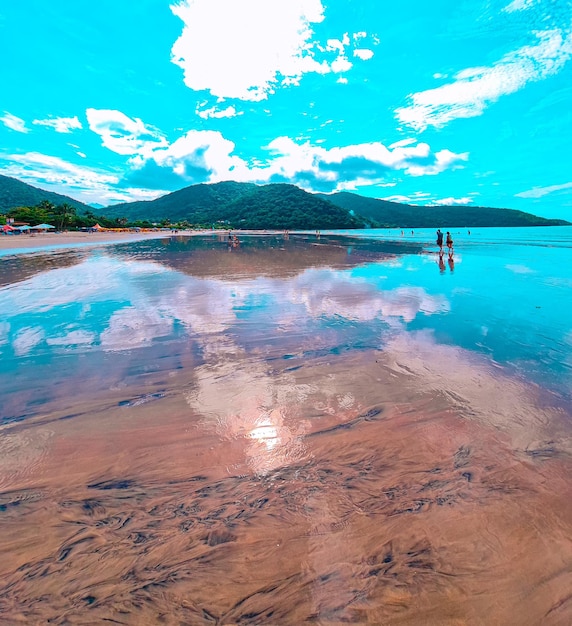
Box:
[170,0,374,101]
[382,193,474,206]
[502,0,536,13]
[516,181,572,198]
[0,112,29,133]
[86,108,168,156]
[32,116,83,133]
[196,104,241,120]
[0,152,121,204]
[396,28,572,131]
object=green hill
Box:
[218,184,364,229]
[317,191,569,227]
[2,174,569,229]
[105,180,257,223]
[103,181,364,229]
[0,174,91,213]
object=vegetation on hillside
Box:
[0,174,91,213]
[1,174,569,230]
[318,191,570,227]
[218,184,364,229]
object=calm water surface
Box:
[1,228,571,624]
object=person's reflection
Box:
[448,256,455,272]
[438,253,446,273]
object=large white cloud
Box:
[123,130,467,194]
[250,136,468,191]
[396,28,572,131]
[169,0,373,101]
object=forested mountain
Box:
[317,191,569,227]
[106,181,257,223]
[103,181,365,229]
[1,174,569,228]
[0,174,91,213]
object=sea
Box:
[0,226,571,624]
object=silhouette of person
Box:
[446,231,454,257]
[436,229,443,253]
[438,254,446,273]
[448,256,455,272]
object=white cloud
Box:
[433,196,474,205]
[119,118,468,197]
[171,0,328,100]
[0,151,123,205]
[502,0,536,13]
[170,0,372,101]
[12,106,466,203]
[2,152,117,187]
[388,138,417,150]
[353,48,374,61]
[33,116,82,133]
[86,108,168,156]
[196,104,241,119]
[0,112,29,133]
[127,129,249,189]
[516,181,572,198]
[396,28,572,131]
[248,137,468,192]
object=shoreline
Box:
[0,229,216,255]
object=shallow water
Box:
[1,230,571,624]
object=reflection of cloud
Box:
[100,306,174,351]
[286,269,449,323]
[0,321,9,346]
[506,264,534,274]
[46,329,96,347]
[2,256,449,360]
[383,330,570,450]
[13,327,45,356]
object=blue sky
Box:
[1,0,571,219]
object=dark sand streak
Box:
[1,349,571,625]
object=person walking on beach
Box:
[446,231,454,257]
[436,229,444,253]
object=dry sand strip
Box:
[0,230,200,253]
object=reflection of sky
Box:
[1,228,572,407]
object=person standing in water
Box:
[446,231,454,257]
[436,229,444,253]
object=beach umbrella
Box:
[16,225,31,231]
[31,223,55,229]
[2,224,15,232]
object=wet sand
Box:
[0,230,179,253]
[1,340,571,625]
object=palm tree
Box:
[54,203,76,231]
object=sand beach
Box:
[0,229,180,252]
[1,230,571,624]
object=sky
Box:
[1,0,571,219]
